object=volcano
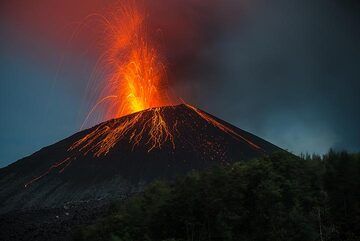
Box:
[0,104,282,213]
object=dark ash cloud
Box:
[147,0,360,154]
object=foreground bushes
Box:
[74,151,359,241]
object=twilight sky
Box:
[0,0,359,167]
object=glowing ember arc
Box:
[82,0,173,129]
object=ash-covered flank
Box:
[0,104,281,214]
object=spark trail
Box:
[83,0,173,127]
[185,104,264,151]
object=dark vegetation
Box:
[74,151,359,241]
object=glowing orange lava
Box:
[71,107,176,157]
[83,1,172,128]
[185,104,264,151]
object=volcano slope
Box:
[0,104,282,213]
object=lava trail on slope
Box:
[0,104,282,212]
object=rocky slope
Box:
[0,104,282,213]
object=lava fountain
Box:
[82,1,173,128]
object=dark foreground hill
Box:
[0,104,281,213]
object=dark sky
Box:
[1,0,359,167]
